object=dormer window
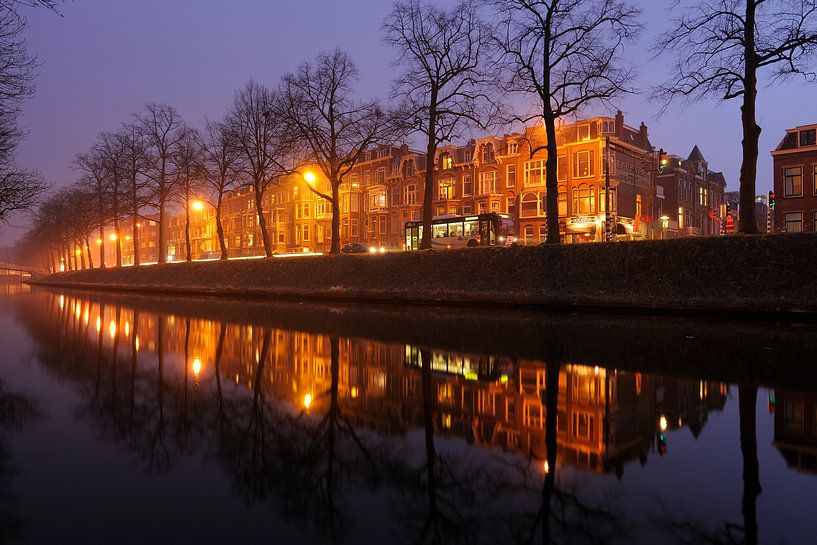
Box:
[481,143,495,162]
[799,129,816,147]
[601,120,615,134]
[578,124,591,141]
[440,152,453,170]
[507,141,519,154]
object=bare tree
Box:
[495,0,642,244]
[227,81,293,257]
[199,118,243,260]
[655,0,817,234]
[0,2,57,226]
[170,127,202,262]
[384,0,499,250]
[74,148,110,268]
[97,131,128,267]
[281,49,403,254]
[138,103,186,264]
[119,122,149,266]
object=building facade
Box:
[771,123,817,233]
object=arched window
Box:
[481,143,495,163]
[521,192,545,218]
[572,184,595,214]
[558,185,567,216]
[438,177,455,200]
[440,152,453,170]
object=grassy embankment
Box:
[31,233,817,316]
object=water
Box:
[0,283,816,544]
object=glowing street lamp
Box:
[192,357,202,376]
[75,248,82,256]
[303,171,316,185]
[191,199,205,211]
[303,393,313,409]
[96,238,103,245]
[109,233,118,242]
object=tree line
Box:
[13,0,817,271]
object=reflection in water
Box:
[8,290,817,543]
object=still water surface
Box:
[0,283,816,544]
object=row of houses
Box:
[107,111,732,263]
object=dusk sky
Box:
[1,0,811,246]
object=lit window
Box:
[784,167,803,197]
[573,151,594,178]
[784,212,803,232]
[524,159,545,186]
[506,164,516,187]
[478,170,497,194]
[440,153,453,170]
[572,185,595,214]
[463,174,472,195]
[578,124,591,141]
[507,141,518,154]
[376,168,386,184]
[438,179,455,200]
[404,184,417,205]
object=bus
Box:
[404,212,516,251]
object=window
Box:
[506,164,516,187]
[601,120,615,134]
[699,187,708,206]
[247,234,254,247]
[558,186,567,216]
[438,179,454,200]
[350,172,359,187]
[507,141,518,154]
[479,170,497,194]
[370,189,387,209]
[303,225,310,242]
[572,185,595,214]
[463,149,472,162]
[481,143,495,162]
[524,159,545,186]
[391,213,399,234]
[405,184,417,205]
[440,152,453,170]
[521,192,546,218]
[379,216,387,234]
[391,186,400,206]
[784,167,803,196]
[799,129,816,147]
[351,218,359,237]
[814,165,817,195]
[599,187,617,214]
[678,207,685,229]
[363,171,371,186]
[463,174,472,195]
[403,160,415,177]
[636,194,642,217]
[557,156,567,181]
[572,412,594,439]
[539,225,547,242]
[342,194,349,213]
[784,212,803,232]
[507,196,517,216]
[578,124,591,141]
[573,151,594,178]
[351,194,359,212]
[302,203,310,218]
[491,201,500,212]
[375,168,386,184]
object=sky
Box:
[1,0,813,247]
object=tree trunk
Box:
[543,113,561,244]
[254,183,272,257]
[158,198,166,264]
[739,385,761,545]
[185,201,192,262]
[85,237,94,269]
[542,361,560,543]
[216,194,228,260]
[98,222,105,268]
[113,186,122,267]
[132,212,140,267]
[331,182,341,254]
[739,1,760,234]
[420,90,438,250]
[79,245,86,270]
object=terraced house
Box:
[772,123,817,233]
[103,112,732,262]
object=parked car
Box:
[340,243,373,254]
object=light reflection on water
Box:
[0,285,815,544]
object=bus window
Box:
[432,224,448,238]
[464,219,478,237]
[449,222,463,237]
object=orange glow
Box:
[109,233,118,242]
[75,248,82,255]
[191,200,204,211]
[659,415,668,432]
[108,320,116,339]
[83,307,89,325]
[96,238,103,245]
[192,358,202,376]
[303,171,316,185]
[351,386,359,399]
[95,316,101,333]
[135,336,140,352]
[124,321,130,336]
[544,460,550,474]
[59,295,64,309]
[303,393,313,409]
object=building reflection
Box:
[30,292,728,479]
[774,390,817,474]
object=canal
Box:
[0,282,816,544]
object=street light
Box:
[303,171,316,185]
[191,199,204,211]
[96,238,103,245]
[109,233,118,242]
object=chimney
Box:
[639,121,648,146]
[615,110,624,137]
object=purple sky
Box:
[2,0,813,246]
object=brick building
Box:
[654,146,727,238]
[771,123,817,232]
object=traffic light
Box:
[658,148,668,173]
[768,191,775,209]
[657,432,667,456]
[768,390,776,414]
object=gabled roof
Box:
[687,145,707,163]
[708,171,726,188]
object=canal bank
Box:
[29,233,817,317]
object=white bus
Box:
[404,213,516,250]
